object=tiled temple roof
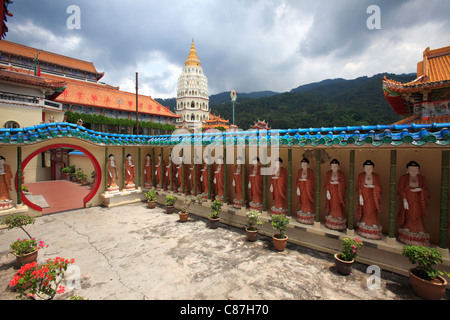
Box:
[1,122,449,147]
[383,45,450,93]
[0,68,67,90]
[0,40,104,79]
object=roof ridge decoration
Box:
[1,122,449,147]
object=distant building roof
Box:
[0,40,104,79]
[383,45,450,118]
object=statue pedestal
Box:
[0,200,13,211]
[107,186,120,194]
[101,189,144,207]
[271,206,287,216]
[356,222,383,240]
[249,201,263,212]
[233,198,242,209]
[296,210,315,225]
[144,182,152,189]
[325,215,347,231]
[398,228,430,246]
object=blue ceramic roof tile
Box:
[1,122,450,148]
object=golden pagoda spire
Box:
[185,39,201,67]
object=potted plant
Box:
[76,168,84,184]
[402,245,450,300]
[145,190,157,208]
[9,238,48,266]
[80,172,88,186]
[246,210,263,241]
[334,237,364,275]
[165,195,177,214]
[270,215,290,251]
[0,215,48,266]
[209,199,223,229]
[196,194,203,205]
[60,167,71,180]
[67,165,76,181]
[179,198,195,222]
[9,257,75,300]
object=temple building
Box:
[251,119,270,130]
[383,45,450,124]
[203,113,230,130]
[0,40,179,134]
[175,40,211,129]
[175,40,231,130]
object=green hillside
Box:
[156,73,416,130]
[211,73,415,129]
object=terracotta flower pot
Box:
[179,211,189,222]
[14,250,38,266]
[209,218,220,229]
[409,268,448,300]
[166,205,175,214]
[246,228,258,242]
[334,253,354,275]
[147,200,156,209]
[272,235,288,251]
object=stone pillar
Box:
[17,146,22,206]
[287,148,292,217]
[347,150,355,235]
[439,149,449,251]
[314,149,321,228]
[387,150,397,245]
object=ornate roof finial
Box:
[185,39,200,67]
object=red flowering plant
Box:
[9,238,48,257]
[9,257,75,300]
[340,238,364,262]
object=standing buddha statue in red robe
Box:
[144,154,152,189]
[296,158,315,224]
[107,154,119,193]
[189,155,202,196]
[396,161,430,246]
[0,156,13,210]
[213,156,224,201]
[324,159,347,231]
[233,156,243,209]
[165,155,173,191]
[356,160,383,239]
[249,157,263,212]
[155,154,165,190]
[270,157,288,215]
[125,154,135,191]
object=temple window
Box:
[4,120,20,128]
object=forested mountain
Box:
[156,73,416,130]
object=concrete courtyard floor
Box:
[0,202,449,301]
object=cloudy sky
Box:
[3,0,450,98]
